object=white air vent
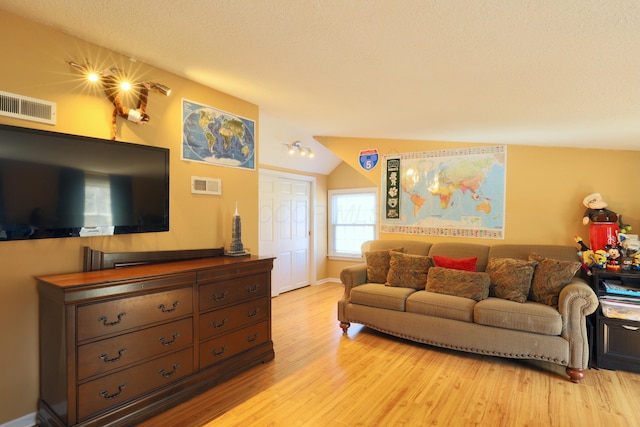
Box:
[0,91,57,125]
[191,176,222,195]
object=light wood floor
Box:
[139,282,640,427]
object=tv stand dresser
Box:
[37,247,274,427]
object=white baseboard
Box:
[0,412,36,427]
[314,277,340,285]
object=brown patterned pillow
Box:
[364,247,403,283]
[528,253,581,307]
[386,251,432,289]
[425,266,490,301]
[485,258,537,303]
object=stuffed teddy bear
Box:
[582,193,618,225]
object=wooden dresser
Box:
[37,253,274,427]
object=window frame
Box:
[328,187,378,261]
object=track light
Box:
[151,83,171,96]
[284,141,314,158]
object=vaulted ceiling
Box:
[2,0,638,174]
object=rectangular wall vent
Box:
[191,176,222,195]
[0,90,57,125]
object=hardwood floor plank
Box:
[138,282,640,427]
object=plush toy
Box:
[618,215,632,234]
[101,68,151,140]
[574,235,595,275]
[582,193,618,225]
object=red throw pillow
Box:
[432,255,477,272]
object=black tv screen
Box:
[0,124,169,241]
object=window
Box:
[328,188,377,259]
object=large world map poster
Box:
[182,99,256,170]
[381,146,506,239]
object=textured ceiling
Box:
[1,0,639,174]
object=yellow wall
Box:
[0,11,260,423]
[320,137,640,277]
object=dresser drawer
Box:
[199,299,268,340]
[78,347,193,420]
[200,321,269,369]
[77,287,193,341]
[199,273,268,311]
[77,318,193,380]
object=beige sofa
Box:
[338,240,598,383]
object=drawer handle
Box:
[158,333,180,346]
[212,290,228,301]
[247,308,261,318]
[98,312,126,327]
[99,383,126,400]
[159,363,180,378]
[211,345,227,358]
[99,348,126,363]
[158,301,180,313]
[246,284,260,293]
[247,332,259,343]
[210,318,228,329]
[622,325,640,331]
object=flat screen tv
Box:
[0,124,169,241]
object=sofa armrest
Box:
[558,279,598,369]
[338,263,368,324]
[340,263,368,295]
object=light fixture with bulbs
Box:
[69,61,171,96]
[284,141,314,158]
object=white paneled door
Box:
[259,171,312,296]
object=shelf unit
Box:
[590,268,640,373]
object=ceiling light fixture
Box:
[284,141,314,158]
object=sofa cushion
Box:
[485,258,537,303]
[428,243,490,271]
[474,297,562,335]
[432,255,477,272]
[406,291,475,322]
[350,284,416,311]
[364,247,403,283]
[529,253,581,307]
[386,251,432,289]
[425,267,491,301]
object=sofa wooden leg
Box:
[566,367,585,383]
[340,322,350,333]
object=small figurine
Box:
[633,253,640,270]
[593,249,608,269]
[582,193,618,225]
[605,245,621,271]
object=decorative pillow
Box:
[425,266,490,301]
[485,258,537,303]
[364,247,403,283]
[432,255,477,272]
[386,251,432,289]
[528,253,581,307]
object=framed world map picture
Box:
[381,145,506,239]
[182,99,256,170]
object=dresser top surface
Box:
[37,255,274,289]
